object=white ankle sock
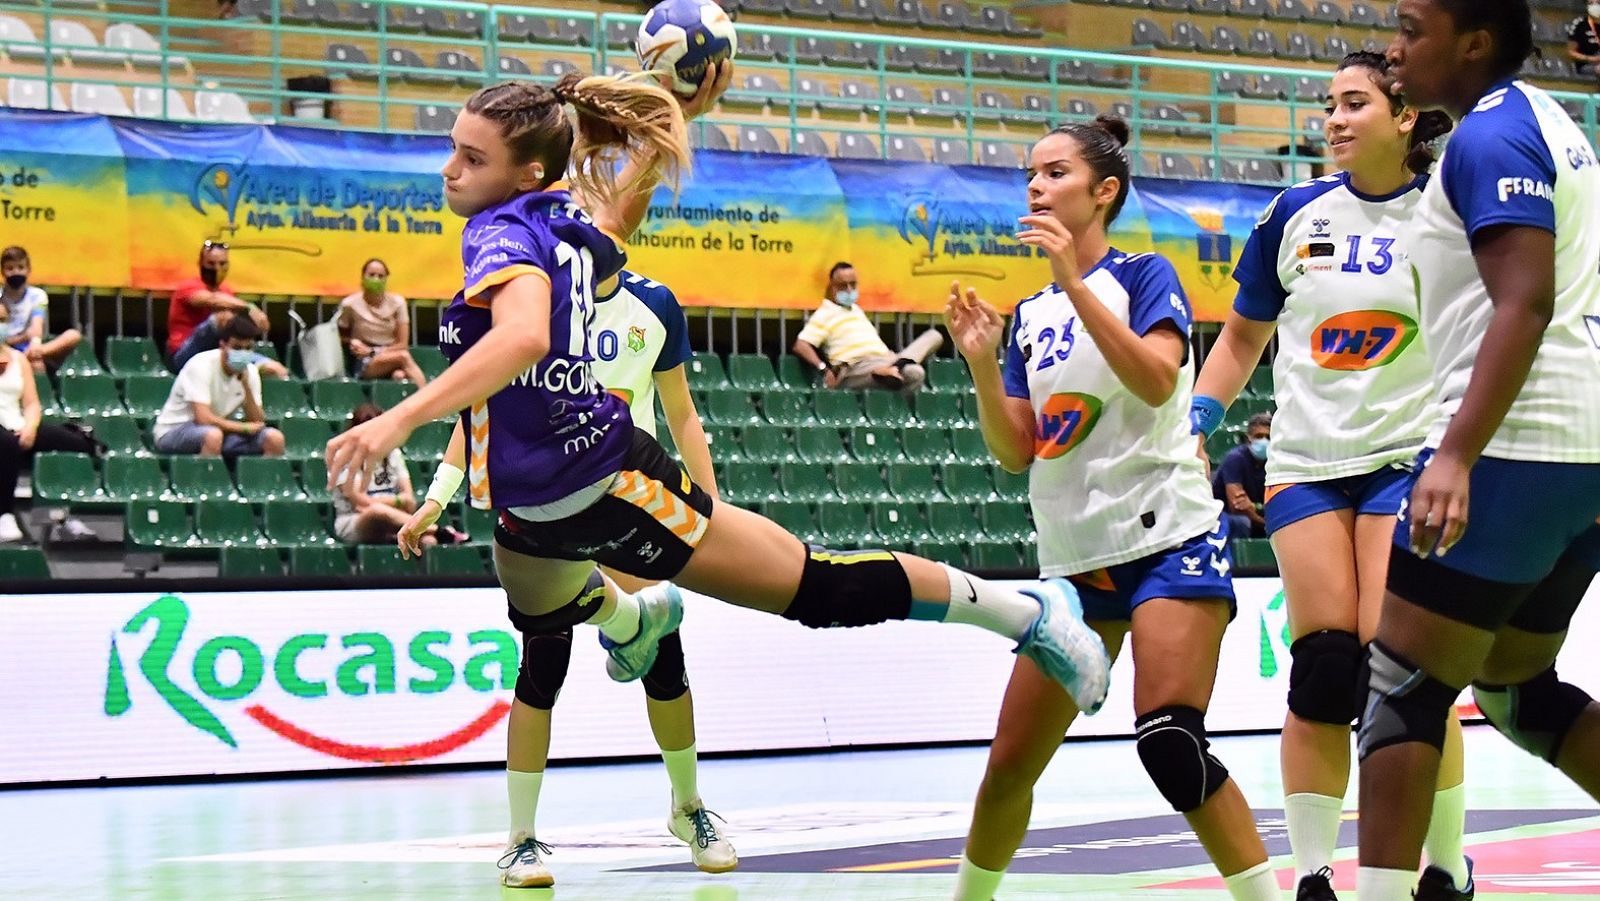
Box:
[507,769,543,839]
[661,743,699,808]
[1358,866,1417,900]
[1285,791,1344,876]
[1223,861,1280,901]
[592,590,640,644]
[938,565,1041,642]
[953,852,1006,901]
[1423,783,1469,887]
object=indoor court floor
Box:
[4,726,1598,900]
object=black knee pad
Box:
[643,630,689,702]
[1134,705,1230,812]
[1355,640,1460,760]
[515,628,574,710]
[782,547,912,629]
[1288,630,1363,725]
[1474,667,1594,764]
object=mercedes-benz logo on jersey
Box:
[1310,218,1332,239]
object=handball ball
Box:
[636,0,736,96]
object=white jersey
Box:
[590,270,692,438]
[1232,172,1435,485]
[1003,249,1223,576]
[1411,79,1600,462]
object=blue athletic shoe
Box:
[600,583,684,682]
[1016,578,1111,715]
[1416,855,1474,901]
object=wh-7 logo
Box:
[1319,326,1398,361]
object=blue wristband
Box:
[1190,395,1226,438]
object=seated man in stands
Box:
[1212,411,1270,541]
[1,246,83,373]
[167,241,288,377]
[153,314,284,459]
[1570,4,1600,89]
[792,261,943,393]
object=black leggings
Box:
[0,423,98,514]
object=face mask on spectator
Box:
[1590,4,1600,17]
[1249,437,1270,461]
[834,288,859,307]
[4,274,25,290]
[226,348,255,370]
[363,276,387,294]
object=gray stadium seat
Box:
[1251,72,1289,99]
[973,51,1012,77]
[920,48,964,75]
[1294,75,1328,102]
[414,104,453,133]
[1348,1,1380,25]
[133,86,193,119]
[105,23,176,70]
[792,36,834,65]
[1159,153,1202,180]
[384,4,426,31]
[791,76,828,113]
[922,0,970,29]
[875,0,919,24]
[1210,25,1243,54]
[1240,159,1284,184]
[1318,35,1353,62]
[790,129,831,157]
[194,90,253,123]
[824,80,879,115]
[885,136,926,162]
[932,138,970,165]
[1064,97,1098,120]
[885,83,929,117]
[1002,7,1043,37]
[1309,0,1344,22]
[1170,20,1210,51]
[737,126,783,154]
[725,73,781,111]
[1194,0,1229,12]
[1057,59,1092,85]
[1276,0,1310,19]
[1216,70,1250,96]
[833,39,875,67]
[831,0,875,21]
[436,50,480,87]
[1232,0,1269,15]
[325,42,372,79]
[1154,0,1192,9]
[1381,2,1399,27]
[973,5,1008,33]
[1361,36,1386,54]
[1016,93,1051,124]
[885,43,929,72]
[743,0,785,12]
[1132,18,1169,48]
[979,142,1022,169]
[6,78,62,111]
[541,58,580,81]
[737,32,783,62]
[280,0,317,24]
[69,83,131,115]
[835,132,880,160]
[692,125,732,152]
[787,0,832,19]
[1283,31,1315,60]
[497,55,532,78]
[928,86,968,124]
[1245,28,1280,57]
[601,17,632,49]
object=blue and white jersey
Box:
[1410,79,1600,462]
[1003,249,1223,576]
[591,270,692,439]
[1233,172,1434,485]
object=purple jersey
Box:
[439,188,634,509]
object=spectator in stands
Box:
[152,313,284,459]
[1,246,83,373]
[792,261,944,393]
[337,259,427,385]
[1212,412,1271,541]
[1570,4,1600,88]
[167,241,287,378]
[0,306,98,543]
[332,402,440,546]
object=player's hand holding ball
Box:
[636,0,736,105]
[945,281,1004,362]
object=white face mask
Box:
[1589,3,1600,17]
[834,288,859,307]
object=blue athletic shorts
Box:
[1263,463,1411,536]
[1068,518,1237,622]
[1392,449,1600,586]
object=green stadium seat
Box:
[0,545,50,578]
[916,540,967,567]
[685,352,729,389]
[298,458,330,496]
[460,504,498,544]
[263,499,335,546]
[813,391,865,428]
[992,466,1029,501]
[405,420,454,459]
[166,456,236,502]
[702,388,760,426]
[32,452,104,504]
[310,380,368,420]
[103,336,169,378]
[120,375,174,418]
[369,380,417,410]
[762,500,818,543]
[971,540,1025,570]
[739,424,793,463]
[816,501,870,546]
[863,391,916,427]
[898,427,949,464]
[721,462,777,505]
[778,462,832,501]
[872,501,927,547]
[887,462,940,501]
[193,499,262,547]
[426,544,488,575]
[289,544,351,576]
[1021,542,1039,571]
[760,391,813,426]
[941,463,995,502]
[102,456,167,502]
[219,546,284,578]
[915,392,964,428]
[727,354,780,391]
[849,426,901,464]
[54,341,103,378]
[795,426,846,464]
[834,462,892,502]
[1233,538,1277,570]
[1206,431,1240,466]
[358,544,420,576]
[982,503,1034,542]
[126,499,194,549]
[59,375,124,417]
[31,371,59,415]
[235,456,304,502]
[702,426,744,463]
[260,380,314,420]
[1245,366,1274,399]
[80,416,146,456]
[777,356,821,391]
[947,428,989,462]
[1239,395,1275,418]
[925,357,969,393]
[411,346,449,380]
[926,501,977,542]
[252,343,282,364]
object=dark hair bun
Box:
[1090,115,1131,148]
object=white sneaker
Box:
[497,834,554,888]
[669,798,738,874]
[0,513,22,543]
